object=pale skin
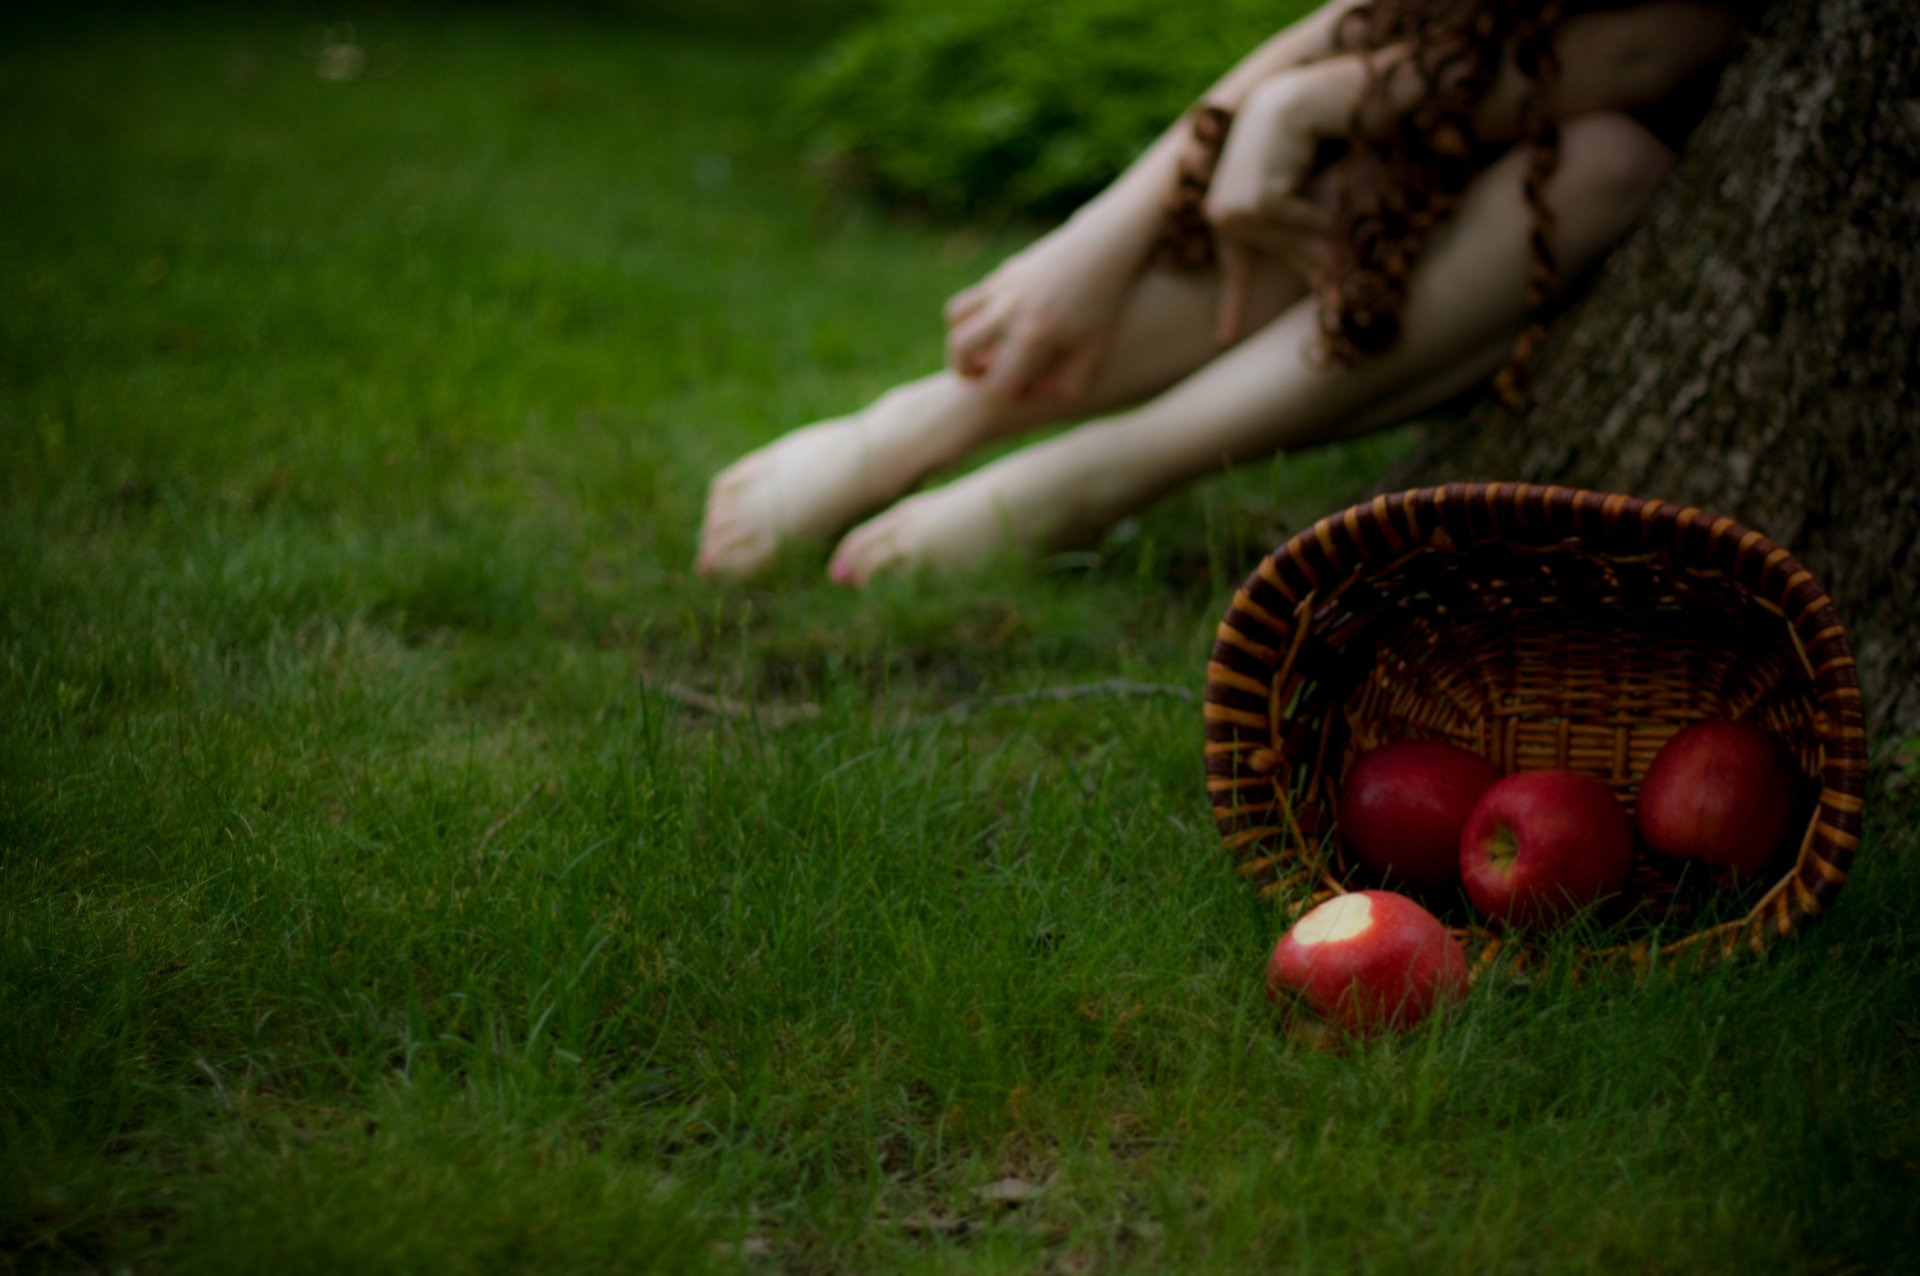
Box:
[696,0,1737,584]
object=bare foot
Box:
[696,378,984,579]
[827,437,1115,586]
[696,415,885,578]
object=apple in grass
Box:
[1338,740,1503,889]
[1636,721,1801,880]
[1459,770,1634,929]
[1265,890,1469,1037]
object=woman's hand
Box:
[1204,71,1339,344]
[940,3,1385,396]
[943,211,1147,404]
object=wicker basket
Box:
[1204,483,1869,972]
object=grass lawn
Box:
[4,6,1918,1272]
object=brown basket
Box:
[1203,483,1869,972]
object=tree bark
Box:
[1388,0,1920,746]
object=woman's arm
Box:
[946,0,1368,401]
[1069,0,1368,241]
[1250,0,1736,147]
[1203,1,1737,337]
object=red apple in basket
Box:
[1460,770,1634,929]
[1636,721,1801,879]
[1338,740,1503,889]
[1265,890,1469,1037]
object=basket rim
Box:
[1203,481,1870,969]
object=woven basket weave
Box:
[1204,483,1869,971]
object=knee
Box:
[1549,113,1674,248]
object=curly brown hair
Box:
[1162,0,1569,404]
[1329,0,1567,404]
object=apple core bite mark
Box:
[1292,891,1375,944]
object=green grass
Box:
[4,6,1918,1273]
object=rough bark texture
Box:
[1389,0,1920,746]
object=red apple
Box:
[1636,721,1801,879]
[1459,770,1634,929]
[1338,740,1503,889]
[1265,890,1469,1037]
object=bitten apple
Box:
[1338,740,1503,889]
[1636,720,1800,878]
[1265,890,1469,1036]
[1459,770,1634,929]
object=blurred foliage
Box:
[9,0,879,44]
[798,0,1318,220]
[596,0,877,37]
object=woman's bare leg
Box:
[828,113,1674,584]
[695,251,1309,578]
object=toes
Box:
[827,527,881,587]
[699,544,773,580]
[704,455,762,507]
[697,454,780,578]
[699,408,923,583]
[825,531,869,586]
[829,512,913,587]
[696,524,776,580]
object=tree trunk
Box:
[1388,0,1920,747]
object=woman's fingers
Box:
[945,244,1034,329]
[1216,218,1313,261]
[982,317,1059,402]
[1211,189,1334,341]
[1259,191,1336,238]
[947,303,1011,378]
[1215,239,1254,346]
[959,338,998,379]
[1211,185,1332,238]
[952,298,1081,401]
[943,282,990,328]
[1260,192,1334,235]
[1025,341,1100,402]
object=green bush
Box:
[798,0,1318,220]
[612,0,877,38]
